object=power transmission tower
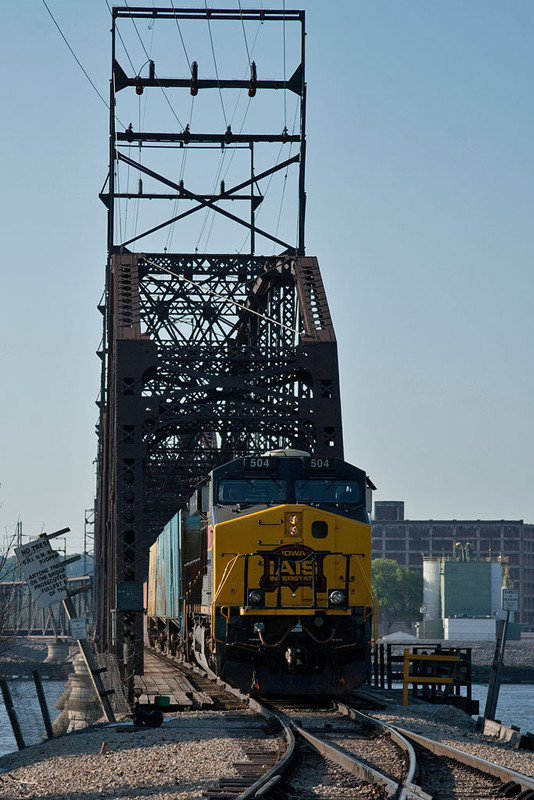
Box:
[95,7,344,674]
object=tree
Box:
[372,558,423,632]
[0,532,17,662]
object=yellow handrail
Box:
[352,555,379,643]
[210,554,244,649]
[402,649,460,706]
[208,551,379,649]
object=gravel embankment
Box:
[0,710,276,800]
[458,640,534,668]
[2,640,533,798]
[369,700,534,777]
[1,700,532,799]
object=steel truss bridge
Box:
[95,6,345,674]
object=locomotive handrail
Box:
[211,554,243,648]
[212,549,371,613]
[352,556,379,642]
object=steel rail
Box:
[201,678,429,799]
[197,666,297,800]
[394,725,534,796]
[292,722,405,798]
[338,700,534,798]
[241,696,296,799]
[145,647,296,799]
[335,701,430,799]
[203,672,420,799]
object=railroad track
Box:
[224,697,534,799]
[391,724,534,800]
[264,698,418,799]
[143,651,534,799]
[337,701,534,800]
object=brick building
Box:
[371,501,534,628]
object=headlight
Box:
[329,590,345,606]
[287,512,301,537]
[248,589,264,606]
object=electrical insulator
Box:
[248,61,257,97]
[134,76,144,95]
[149,60,155,80]
[190,61,198,96]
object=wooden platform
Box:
[134,651,213,710]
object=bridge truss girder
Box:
[94,7,346,674]
[95,251,343,668]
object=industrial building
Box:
[371,501,534,628]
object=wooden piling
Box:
[0,678,25,750]
[32,669,54,740]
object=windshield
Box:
[217,478,287,505]
[295,479,362,505]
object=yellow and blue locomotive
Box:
[147,450,377,694]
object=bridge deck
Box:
[134,651,213,709]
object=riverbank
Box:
[0,662,71,679]
[0,640,72,680]
[454,639,534,683]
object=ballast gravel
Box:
[368,700,534,777]
[1,701,533,799]
[0,710,276,800]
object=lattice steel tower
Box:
[95,6,344,673]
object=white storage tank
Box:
[423,558,441,621]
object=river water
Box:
[0,679,66,757]
[469,683,534,731]
[1,680,533,758]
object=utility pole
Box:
[484,587,518,721]
[484,611,509,721]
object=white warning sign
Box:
[15,537,67,609]
[70,617,87,640]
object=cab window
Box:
[295,479,361,505]
[218,478,287,505]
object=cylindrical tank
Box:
[423,558,441,620]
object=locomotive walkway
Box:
[135,651,205,709]
[134,651,208,709]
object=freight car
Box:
[146,450,377,694]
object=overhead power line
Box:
[142,257,305,337]
[40,0,109,110]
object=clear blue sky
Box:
[1,1,533,553]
